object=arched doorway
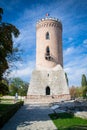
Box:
[46,86,50,95]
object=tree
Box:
[9,78,29,96]
[69,86,76,99]
[0,82,9,95]
[0,8,20,82]
[75,87,83,98]
[65,72,69,85]
[81,74,87,87]
[9,84,18,96]
[81,74,87,98]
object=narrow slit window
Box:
[46,46,50,55]
[46,32,50,39]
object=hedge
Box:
[0,101,24,128]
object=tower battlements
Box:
[36,17,62,30]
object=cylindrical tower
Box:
[27,17,70,103]
[36,17,63,69]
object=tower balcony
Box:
[45,53,52,61]
[45,53,59,64]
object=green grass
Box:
[49,113,87,130]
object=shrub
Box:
[0,101,24,128]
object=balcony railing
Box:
[45,53,58,64]
[45,53,52,61]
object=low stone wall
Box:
[1,96,15,99]
[1,96,26,100]
[26,94,70,104]
[74,111,87,119]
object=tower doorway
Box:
[46,86,50,95]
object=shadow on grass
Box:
[49,113,87,130]
[49,112,74,120]
[58,125,87,130]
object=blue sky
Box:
[0,0,87,86]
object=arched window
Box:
[46,46,50,55]
[46,86,50,95]
[46,32,50,39]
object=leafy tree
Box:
[81,74,87,87]
[82,87,87,98]
[0,82,9,95]
[75,87,83,98]
[9,84,18,96]
[9,78,29,96]
[81,74,87,98]
[0,8,20,81]
[69,86,76,99]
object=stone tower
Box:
[27,17,70,103]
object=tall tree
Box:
[65,72,69,85]
[81,74,87,87]
[81,74,87,98]
[0,8,20,81]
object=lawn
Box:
[49,113,87,130]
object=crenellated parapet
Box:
[36,17,62,30]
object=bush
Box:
[0,101,24,128]
[0,82,9,95]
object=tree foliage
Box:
[0,8,20,81]
[81,74,87,98]
[0,82,9,95]
[65,72,69,85]
[9,78,29,96]
[81,74,87,87]
[69,86,83,99]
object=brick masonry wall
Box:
[36,19,63,69]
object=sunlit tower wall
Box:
[27,17,70,103]
[36,18,63,69]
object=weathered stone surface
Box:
[74,111,87,119]
[27,65,70,103]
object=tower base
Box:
[27,65,70,103]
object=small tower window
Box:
[46,32,50,39]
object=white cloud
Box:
[68,37,73,42]
[9,60,35,82]
[64,47,75,56]
[83,39,87,44]
[64,55,87,87]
